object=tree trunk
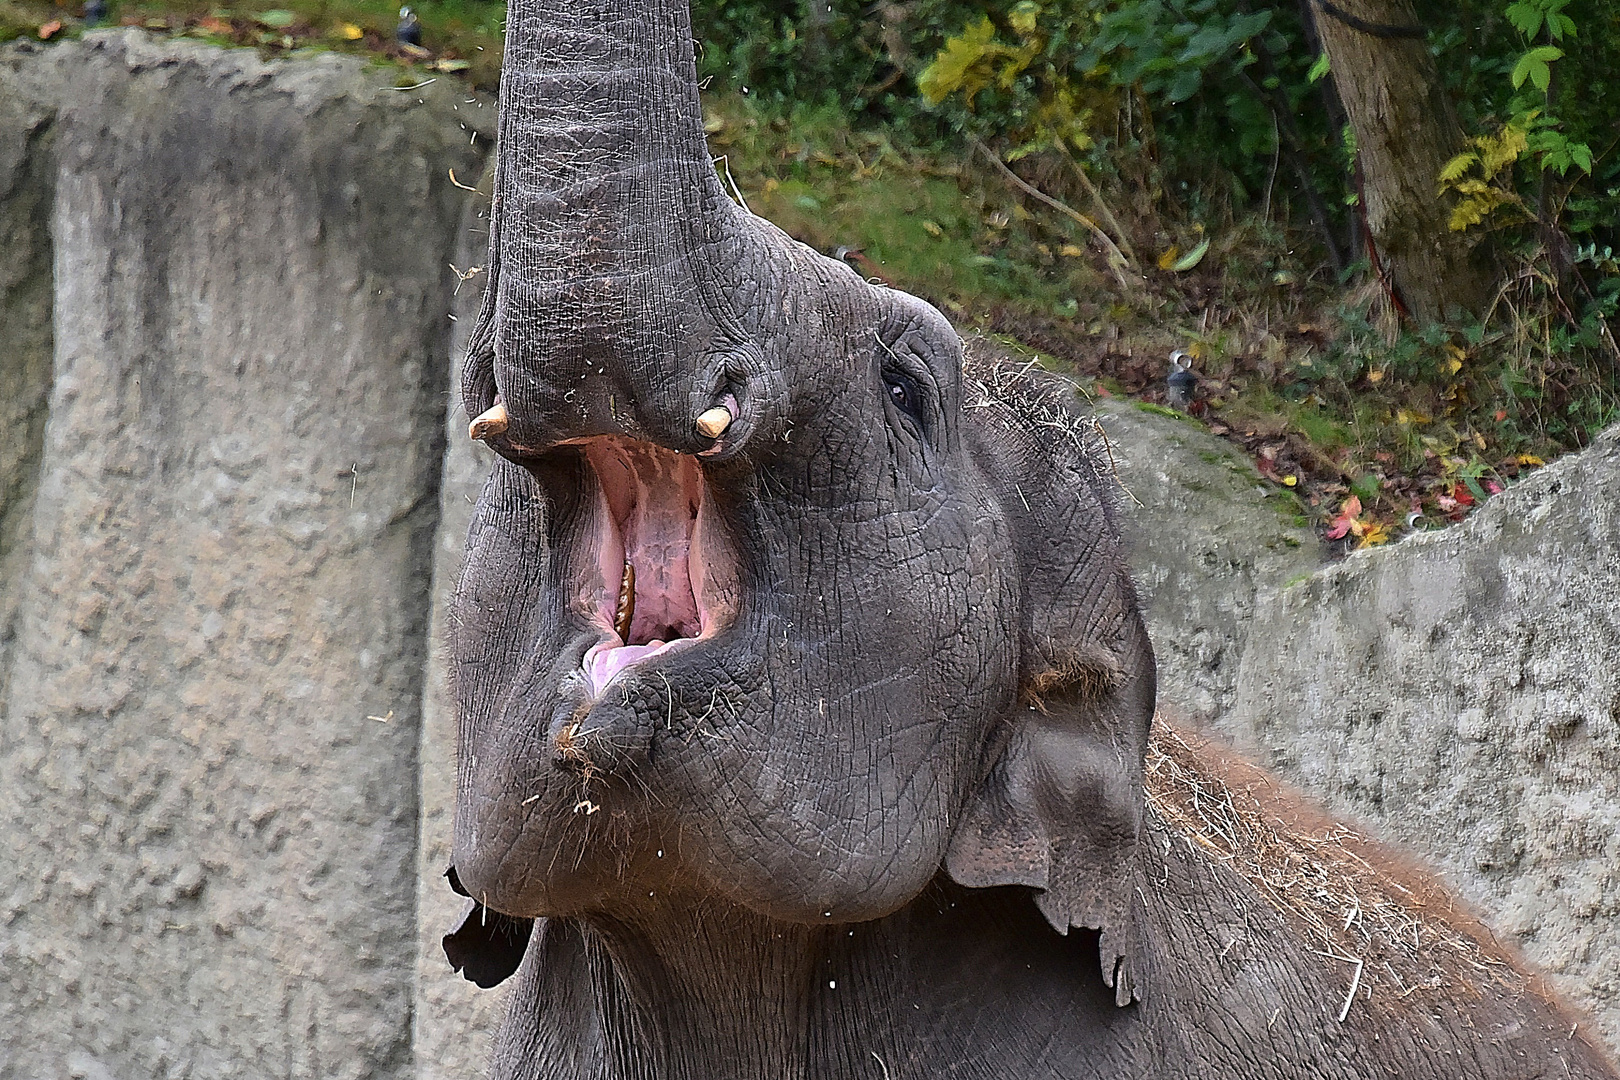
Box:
[1312,0,1495,322]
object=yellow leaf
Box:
[918,18,1009,106]
[1366,369,1385,383]
[1442,351,1464,375]
[1516,454,1545,467]
[1357,523,1391,548]
[922,220,943,238]
[1447,185,1510,232]
[1157,246,1180,271]
[1008,1,1042,35]
[1480,124,1528,177]
[1439,151,1477,184]
[336,22,363,39]
[1059,244,1085,257]
[1282,475,1298,487]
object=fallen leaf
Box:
[335,21,363,39]
[1365,369,1384,383]
[1059,243,1085,257]
[1516,454,1544,467]
[1357,522,1391,548]
[1324,495,1363,540]
[1494,409,1508,422]
[1282,475,1298,487]
[1170,237,1211,272]
[1157,246,1180,271]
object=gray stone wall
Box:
[0,33,488,1079]
[1222,425,1620,1048]
[1105,397,1620,1047]
[412,173,504,1080]
[1095,400,1323,719]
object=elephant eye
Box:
[883,372,925,427]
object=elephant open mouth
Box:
[578,436,735,695]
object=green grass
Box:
[703,98,1105,322]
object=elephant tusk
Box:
[695,406,732,440]
[469,401,509,441]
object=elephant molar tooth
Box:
[614,560,636,642]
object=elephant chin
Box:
[574,436,741,696]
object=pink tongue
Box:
[584,640,667,695]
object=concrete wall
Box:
[0,33,489,1078]
[1095,400,1323,720]
[1221,425,1620,1048]
[1105,394,1620,1046]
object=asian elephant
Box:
[440,1,1619,1077]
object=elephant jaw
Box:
[579,436,734,695]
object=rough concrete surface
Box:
[1226,423,1620,1047]
[0,32,487,1078]
[411,169,505,1080]
[1097,399,1324,718]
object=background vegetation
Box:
[3,0,1617,545]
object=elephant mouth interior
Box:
[579,437,724,693]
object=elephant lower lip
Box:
[577,437,732,694]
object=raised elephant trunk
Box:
[463,0,750,455]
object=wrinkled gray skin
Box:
[444,3,1619,1078]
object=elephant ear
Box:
[945,346,1155,1006]
[443,865,536,989]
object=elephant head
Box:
[447,0,1154,1006]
